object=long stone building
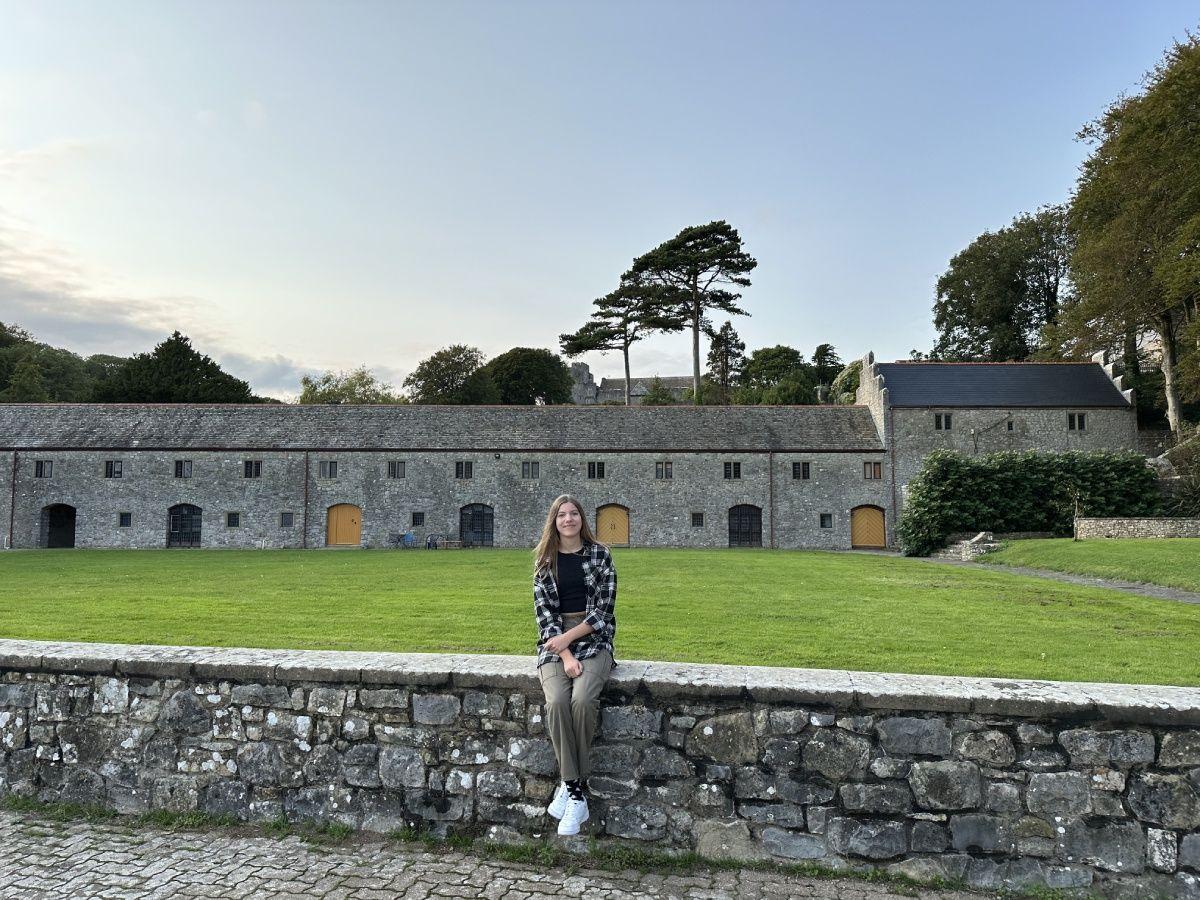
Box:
[0,352,1139,552]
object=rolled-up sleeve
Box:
[533,574,561,642]
[584,551,616,641]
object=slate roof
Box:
[874,363,1131,408]
[0,404,884,452]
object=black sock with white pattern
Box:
[565,778,584,800]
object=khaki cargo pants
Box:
[538,614,612,781]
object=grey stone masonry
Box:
[3,639,1200,896]
[1076,517,1200,540]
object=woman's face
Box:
[555,501,582,541]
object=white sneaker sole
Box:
[547,786,568,819]
[557,807,589,836]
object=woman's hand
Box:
[544,633,572,656]
[562,652,583,678]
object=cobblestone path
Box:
[0,810,986,900]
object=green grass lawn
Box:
[984,538,1200,594]
[1,548,1198,686]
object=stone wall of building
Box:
[2,450,14,551]
[1075,518,1200,540]
[6,449,891,551]
[889,407,1140,515]
[2,640,1199,895]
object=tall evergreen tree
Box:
[626,221,756,404]
[91,332,254,402]
[704,321,745,404]
[812,344,843,385]
[0,356,50,402]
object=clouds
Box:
[0,138,109,182]
[0,212,364,401]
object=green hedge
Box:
[898,450,1162,556]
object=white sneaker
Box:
[557,796,589,836]
[547,781,569,820]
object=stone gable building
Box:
[569,363,692,405]
[1,353,1138,552]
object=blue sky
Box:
[1,1,1197,399]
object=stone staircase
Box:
[933,531,1001,561]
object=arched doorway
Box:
[167,504,202,548]
[851,505,886,549]
[40,504,76,548]
[596,504,630,546]
[459,504,494,547]
[326,504,362,547]
[728,505,762,547]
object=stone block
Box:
[802,729,870,780]
[986,781,1021,814]
[1148,828,1178,873]
[506,737,557,776]
[839,782,912,814]
[1061,820,1145,874]
[769,709,808,733]
[230,684,289,707]
[876,716,952,756]
[685,712,757,765]
[1127,772,1200,829]
[1180,833,1200,870]
[695,819,766,862]
[343,744,382,788]
[909,760,982,810]
[307,688,347,716]
[1161,731,1200,768]
[600,705,661,740]
[1027,772,1092,818]
[911,820,949,852]
[761,826,827,860]
[950,814,1013,853]
[736,801,806,828]
[605,803,667,840]
[1016,723,1053,745]
[826,817,907,860]
[477,770,521,798]
[357,688,408,710]
[954,730,1015,767]
[412,694,460,725]
[463,691,505,718]
[640,745,692,779]
[379,745,426,789]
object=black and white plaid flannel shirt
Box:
[533,541,617,671]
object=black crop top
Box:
[556,551,587,613]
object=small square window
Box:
[522,461,539,479]
[455,460,473,479]
[280,512,295,528]
[935,413,953,430]
[226,512,241,528]
[1069,412,1086,431]
[105,460,123,479]
[723,461,741,480]
[319,460,338,479]
[691,512,704,528]
[655,461,673,480]
[587,461,605,479]
[819,513,833,529]
[864,462,882,480]
[118,512,132,528]
[175,459,192,478]
[793,462,810,480]
[388,460,405,479]
[244,460,262,478]
[34,460,53,478]
[412,511,425,527]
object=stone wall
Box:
[5,449,890,551]
[2,640,1199,896]
[1076,518,1200,540]
[2,450,13,550]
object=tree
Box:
[641,375,676,406]
[90,332,254,402]
[403,345,489,404]
[0,322,32,350]
[705,321,745,404]
[1059,37,1200,435]
[736,345,818,405]
[561,281,683,405]
[0,355,50,402]
[812,344,843,385]
[830,359,862,405]
[626,221,757,404]
[482,347,573,405]
[932,205,1072,361]
[299,366,404,404]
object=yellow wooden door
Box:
[326,504,362,546]
[851,506,885,549]
[596,505,630,545]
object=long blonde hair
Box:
[534,494,599,582]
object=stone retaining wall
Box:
[2,641,1199,897]
[1076,517,1200,539]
